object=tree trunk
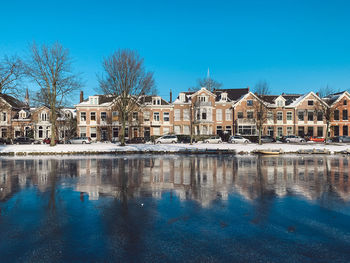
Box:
[258,125,262,145]
[325,121,330,144]
[121,111,126,146]
[50,108,56,146]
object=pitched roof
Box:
[322,91,349,106]
[214,88,249,101]
[259,94,302,106]
[0,93,27,108]
[140,95,170,105]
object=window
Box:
[317,127,323,137]
[1,112,6,122]
[201,109,207,120]
[307,127,313,136]
[238,125,256,135]
[344,100,347,105]
[247,100,253,106]
[183,125,190,135]
[90,112,96,121]
[163,112,170,122]
[179,93,186,102]
[225,109,231,121]
[198,96,207,102]
[143,111,150,121]
[334,126,339,136]
[90,127,97,138]
[163,127,170,135]
[277,100,284,107]
[216,126,222,135]
[80,127,86,137]
[317,111,323,121]
[287,112,292,121]
[112,127,119,138]
[334,110,339,121]
[226,126,232,135]
[308,100,314,106]
[247,111,254,119]
[343,110,348,120]
[183,109,190,121]
[41,112,47,121]
[124,127,129,137]
[152,98,161,105]
[277,112,283,121]
[174,125,181,134]
[343,126,348,136]
[237,112,243,119]
[221,93,227,101]
[112,111,118,117]
[308,111,314,121]
[287,127,293,135]
[174,109,180,121]
[131,112,138,121]
[1,128,7,138]
[153,112,160,121]
[153,127,160,135]
[277,127,283,137]
[101,112,107,121]
[298,111,304,121]
[267,111,273,120]
[216,109,222,121]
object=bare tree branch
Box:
[98,49,155,146]
[24,42,82,146]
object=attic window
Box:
[221,93,227,101]
[308,100,314,106]
[152,97,161,105]
[344,100,347,105]
[247,100,253,106]
[276,100,284,107]
[179,93,186,102]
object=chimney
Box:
[316,92,320,97]
[80,91,84,103]
[247,86,250,92]
[169,89,172,103]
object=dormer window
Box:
[89,96,99,105]
[152,97,161,105]
[179,93,186,102]
[276,100,284,107]
[221,92,227,101]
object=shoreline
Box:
[1,142,350,156]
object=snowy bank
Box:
[0,142,350,156]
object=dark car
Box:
[177,135,195,143]
[0,138,11,145]
[260,136,276,143]
[13,137,34,144]
[331,136,350,143]
[43,138,61,144]
[126,137,146,144]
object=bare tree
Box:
[253,81,270,144]
[25,42,82,146]
[254,80,270,96]
[99,49,155,146]
[191,70,222,92]
[317,85,335,98]
[0,55,23,96]
[253,96,269,145]
[315,99,332,143]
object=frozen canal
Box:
[0,155,350,262]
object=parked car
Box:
[204,136,222,144]
[155,135,178,144]
[259,136,276,143]
[307,136,325,143]
[126,137,146,144]
[43,138,61,144]
[229,135,250,144]
[67,137,91,144]
[331,136,350,143]
[281,135,306,143]
[13,137,35,144]
[0,138,11,145]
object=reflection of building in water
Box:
[0,156,350,205]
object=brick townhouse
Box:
[0,93,75,141]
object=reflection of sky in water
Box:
[0,155,350,262]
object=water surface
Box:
[0,155,350,262]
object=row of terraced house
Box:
[1,87,350,142]
[75,87,350,141]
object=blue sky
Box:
[1,0,350,101]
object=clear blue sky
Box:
[1,0,350,101]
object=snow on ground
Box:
[0,141,349,155]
